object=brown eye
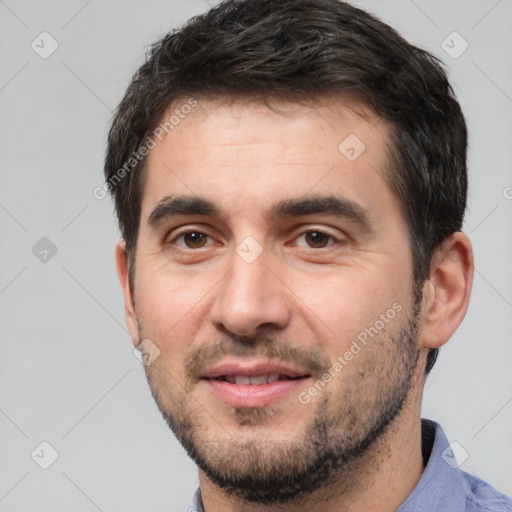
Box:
[304,231,331,248]
[182,232,208,248]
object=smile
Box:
[200,360,311,407]
[210,374,302,385]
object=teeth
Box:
[223,373,288,385]
[249,375,267,385]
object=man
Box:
[104,0,512,510]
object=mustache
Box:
[184,334,331,382]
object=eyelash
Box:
[171,230,216,249]
[167,228,342,250]
[293,230,338,249]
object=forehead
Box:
[141,96,394,221]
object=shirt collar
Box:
[397,419,471,511]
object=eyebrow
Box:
[271,195,373,232]
[147,194,373,233]
[147,195,221,227]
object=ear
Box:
[115,240,140,348]
[420,232,474,349]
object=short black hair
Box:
[104,0,468,374]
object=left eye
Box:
[175,231,213,249]
[295,231,336,249]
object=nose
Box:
[209,247,292,337]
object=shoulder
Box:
[461,471,512,512]
[399,420,512,512]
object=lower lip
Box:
[202,378,310,408]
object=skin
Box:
[116,96,474,512]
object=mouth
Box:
[208,373,304,385]
[200,361,312,408]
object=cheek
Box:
[286,265,407,348]
[133,262,212,353]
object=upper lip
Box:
[201,360,311,379]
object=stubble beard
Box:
[140,295,422,505]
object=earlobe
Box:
[115,240,140,347]
[420,232,474,350]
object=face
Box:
[121,97,423,504]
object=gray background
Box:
[1,0,511,510]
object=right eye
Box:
[172,231,214,249]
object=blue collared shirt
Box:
[186,420,512,511]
